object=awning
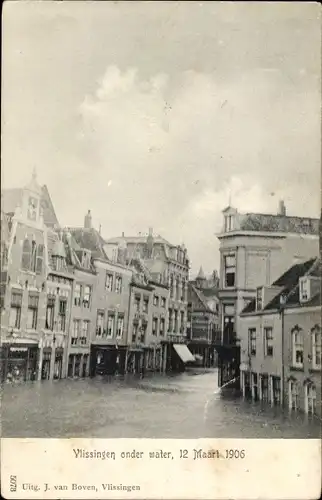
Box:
[173,344,195,363]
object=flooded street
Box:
[2,369,320,438]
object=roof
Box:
[1,185,60,228]
[241,257,320,314]
[67,228,108,260]
[106,235,172,246]
[239,213,319,235]
[188,283,213,313]
[196,266,206,280]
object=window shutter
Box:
[36,244,44,274]
[21,239,31,270]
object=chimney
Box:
[278,200,286,216]
[148,227,153,236]
[122,232,125,237]
[84,210,92,229]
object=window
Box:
[140,323,147,344]
[168,309,173,332]
[256,287,263,310]
[306,384,316,415]
[115,276,122,294]
[58,298,67,332]
[54,256,65,272]
[9,291,23,329]
[105,273,113,292]
[176,279,180,300]
[292,328,304,368]
[180,311,185,333]
[248,328,256,356]
[31,240,37,272]
[174,310,178,332]
[116,315,124,338]
[107,314,115,338]
[181,280,186,301]
[71,320,80,345]
[311,327,321,369]
[153,295,159,307]
[152,317,158,335]
[224,255,236,287]
[36,244,44,274]
[261,374,269,402]
[80,320,90,345]
[83,285,91,308]
[74,284,82,307]
[21,239,31,270]
[264,327,273,357]
[45,295,55,330]
[289,381,299,410]
[27,294,39,330]
[143,297,149,313]
[132,323,138,343]
[271,376,281,405]
[225,215,233,232]
[96,311,105,337]
[170,276,174,298]
[160,318,165,336]
[161,297,166,308]
[134,295,140,312]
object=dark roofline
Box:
[130,281,154,292]
[149,280,169,290]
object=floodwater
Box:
[2,369,320,438]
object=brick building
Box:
[239,258,321,418]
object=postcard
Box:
[1,1,321,499]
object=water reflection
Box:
[2,369,320,439]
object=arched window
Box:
[31,240,37,272]
[21,239,31,270]
[36,244,44,274]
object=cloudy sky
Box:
[2,1,321,275]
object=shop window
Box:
[264,327,273,357]
[9,291,23,329]
[261,374,269,402]
[272,376,281,405]
[306,384,316,415]
[45,295,55,330]
[224,255,236,287]
[289,380,299,410]
[27,294,39,330]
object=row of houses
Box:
[215,202,321,418]
[0,172,198,383]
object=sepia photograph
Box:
[1,0,321,452]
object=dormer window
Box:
[225,215,234,232]
[256,287,263,310]
[81,251,91,269]
[299,277,309,302]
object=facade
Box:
[68,216,133,377]
[105,229,193,372]
[0,171,74,382]
[187,267,220,366]
[216,201,319,387]
[239,258,321,418]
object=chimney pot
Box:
[84,210,92,229]
[278,200,286,216]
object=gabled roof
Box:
[67,227,108,260]
[41,185,60,228]
[188,283,213,313]
[241,257,320,314]
[239,213,319,235]
[106,235,172,246]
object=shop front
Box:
[1,343,39,383]
[41,348,52,380]
[53,347,64,379]
[90,345,126,376]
